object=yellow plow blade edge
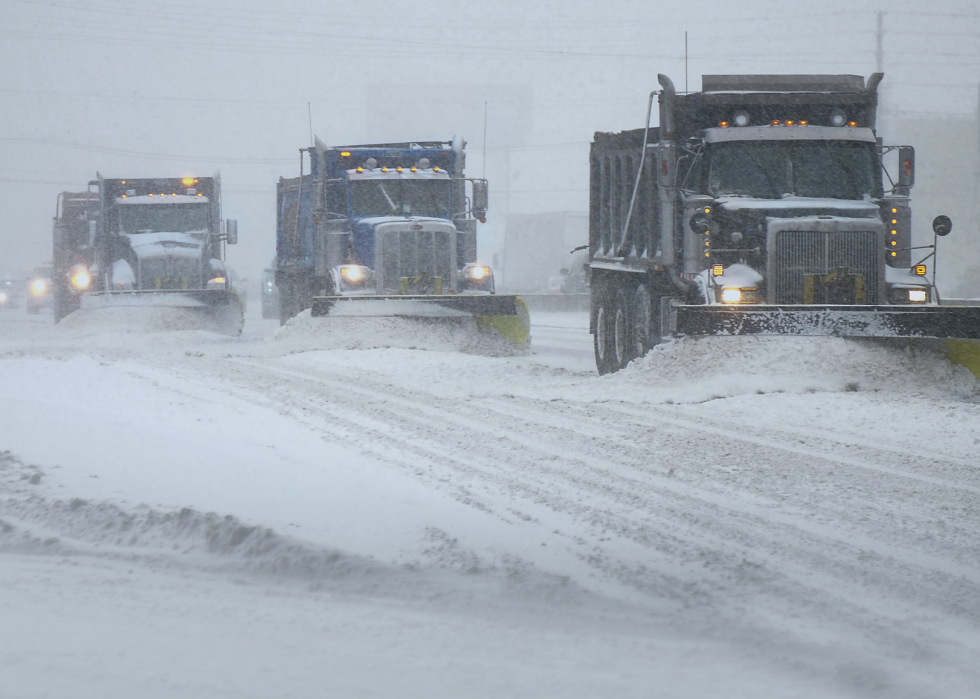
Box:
[475,295,531,348]
[945,339,980,380]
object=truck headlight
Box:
[340,266,367,282]
[206,276,227,290]
[69,268,91,291]
[908,289,927,303]
[0,292,7,302]
[462,265,491,280]
[721,287,741,303]
[31,279,47,295]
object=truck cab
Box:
[276,138,492,321]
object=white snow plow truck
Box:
[52,175,243,335]
[589,73,980,374]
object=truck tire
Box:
[279,281,298,325]
[631,284,661,359]
[611,288,632,371]
[593,286,616,375]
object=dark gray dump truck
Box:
[588,73,980,374]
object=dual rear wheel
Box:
[594,282,662,375]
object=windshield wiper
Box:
[378,184,397,213]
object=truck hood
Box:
[126,231,206,260]
[716,196,880,219]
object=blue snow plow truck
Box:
[275,136,530,346]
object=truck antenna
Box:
[307,103,314,147]
[483,100,488,180]
[685,32,688,94]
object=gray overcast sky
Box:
[1,0,978,279]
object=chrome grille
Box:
[377,228,454,294]
[774,231,878,304]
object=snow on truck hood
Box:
[716,196,880,216]
[114,195,209,204]
[125,231,206,259]
[356,216,454,228]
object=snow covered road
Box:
[2,305,980,698]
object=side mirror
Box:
[932,215,952,237]
[472,180,488,222]
[897,146,915,189]
[225,219,238,245]
[689,213,710,235]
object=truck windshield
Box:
[116,204,209,234]
[349,180,450,216]
[707,141,879,200]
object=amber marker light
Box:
[799,120,808,126]
[340,151,351,157]
[711,265,724,276]
[719,121,730,127]
[181,177,196,186]
[848,121,858,127]
[915,265,927,275]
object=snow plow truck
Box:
[589,73,980,374]
[52,175,243,335]
[275,137,530,347]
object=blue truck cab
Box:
[275,136,492,322]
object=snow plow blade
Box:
[672,304,980,340]
[671,303,980,380]
[310,294,531,347]
[78,289,245,336]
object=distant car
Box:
[26,265,54,313]
[0,271,20,310]
[261,257,278,319]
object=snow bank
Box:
[273,309,527,357]
[621,336,980,403]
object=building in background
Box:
[892,115,980,299]
[502,211,587,293]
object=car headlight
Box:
[69,267,91,291]
[31,279,47,295]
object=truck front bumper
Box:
[670,303,980,340]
